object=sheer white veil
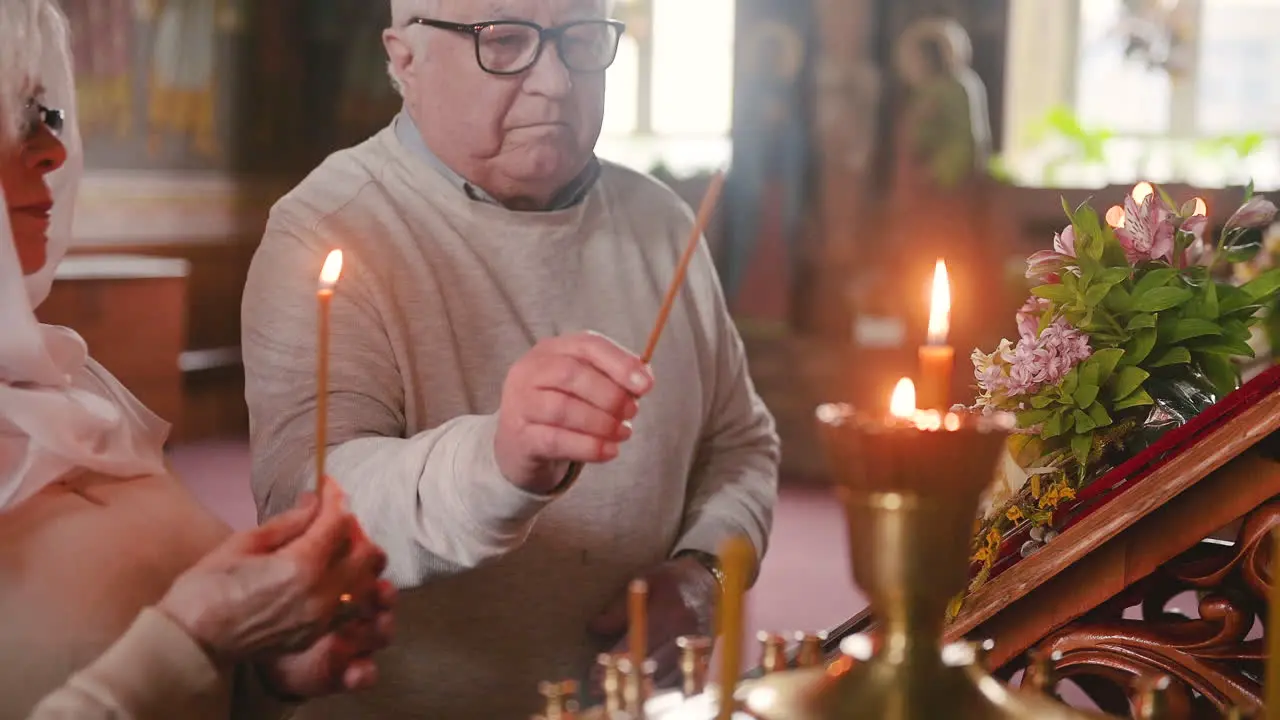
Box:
[0,0,169,510]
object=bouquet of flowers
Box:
[960,183,1279,600]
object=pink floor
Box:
[166,440,868,669]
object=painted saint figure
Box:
[136,0,242,161]
[61,0,135,139]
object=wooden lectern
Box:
[823,365,1280,717]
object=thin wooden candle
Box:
[561,170,727,487]
[317,250,344,497]
[628,578,648,707]
[716,535,754,720]
[917,259,954,411]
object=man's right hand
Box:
[494,331,654,494]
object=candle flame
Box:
[319,250,344,291]
[944,412,962,431]
[1192,197,1207,216]
[1105,205,1125,228]
[1131,182,1154,204]
[890,378,917,419]
[927,259,950,345]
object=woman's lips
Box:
[14,201,52,219]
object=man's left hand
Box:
[588,556,719,689]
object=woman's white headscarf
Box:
[0,0,168,509]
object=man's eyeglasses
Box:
[21,99,63,139]
[407,18,626,76]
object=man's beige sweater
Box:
[241,124,780,719]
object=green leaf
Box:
[1097,267,1131,285]
[1071,432,1093,466]
[1109,366,1149,400]
[1087,402,1112,428]
[1245,179,1255,202]
[1061,196,1077,224]
[1122,329,1158,366]
[1032,284,1074,303]
[1126,313,1157,330]
[1087,347,1125,383]
[1017,409,1053,428]
[1072,409,1097,433]
[1030,394,1055,409]
[1133,286,1194,313]
[1149,347,1192,367]
[1156,184,1177,211]
[1104,286,1134,314]
[1042,412,1064,439]
[1113,388,1154,410]
[1167,318,1223,343]
[1186,281,1220,320]
[1083,283,1112,308]
[1060,368,1080,397]
[1219,285,1257,315]
[1193,339,1256,358]
[1101,236,1130,267]
[1242,268,1280,301]
[1133,268,1178,297]
[1196,352,1241,396]
[1073,382,1100,408]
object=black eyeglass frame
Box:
[406,17,627,75]
[22,101,64,138]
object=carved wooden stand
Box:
[1033,503,1279,717]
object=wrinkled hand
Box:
[255,577,397,698]
[588,557,719,689]
[157,479,387,667]
[495,331,653,494]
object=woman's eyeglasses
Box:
[21,98,64,139]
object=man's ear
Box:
[383,29,416,93]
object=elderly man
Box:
[241,0,779,716]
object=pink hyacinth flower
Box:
[1116,193,1176,264]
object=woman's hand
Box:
[256,577,397,698]
[156,480,388,668]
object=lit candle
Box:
[1131,182,1154,204]
[917,259,954,411]
[317,250,344,496]
[716,535,754,720]
[890,376,917,420]
[1192,197,1207,217]
[1267,527,1280,711]
[1105,205,1126,228]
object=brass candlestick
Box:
[732,398,1116,720]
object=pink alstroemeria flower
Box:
[1116,193,1175,264]
[1225,197,1278,230]
[1177,214,1210,266]
[1025,225,1077,283]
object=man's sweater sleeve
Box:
[24,609,230,720]
[670,240,780,583]
[242,227,556,588]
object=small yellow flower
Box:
[986,528,1003,547]
[946,594,964,620]
[1006,506,1025,523]
[1058,485,1077,502]
[972,547,990,563]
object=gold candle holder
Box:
[732,383,1116,720]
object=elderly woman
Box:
[0,1,395,717]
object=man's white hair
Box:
[0,0,63,149]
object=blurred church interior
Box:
[42,0,1280,705]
